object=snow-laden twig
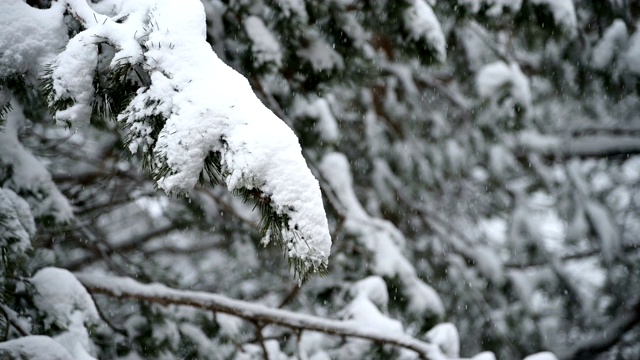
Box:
[0,304,30,337]
[75,273,438,358]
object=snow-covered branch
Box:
[75,273,439,358]
[29,0,332,279]
[514,132,640,159]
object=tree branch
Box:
[75,273,437,359]
[0,304,30,337]
[561,298,640,360]
[515,133,640,159]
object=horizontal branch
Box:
[515,133,640,159]
[561,298,640,360]
[75,273,437,358]
[505,242,640,269]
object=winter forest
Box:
[1,0,640,359]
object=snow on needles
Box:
[403,0,447,62]
[30,267,99,330]
[0,104,73,222]
[244,16,283,67]
[0,1,68,81]
[476,61,532,113]
[0,336,75,360]
[44,0,331,274]
[320,152,445,317]
[138,0,330,272]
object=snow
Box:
[0,188,35,254]
[57,0,333,273]
[489,144,517,179]
[476,61,532,112]
[530,0,577,37]
[472,351,497,360]
[0,336,75,360]
[622,23,640,75]
[0,1,68,81]
[470,245,505,286]
[584,200,620,263]
[244,16,283,67]
[515,131,561,153]
[319,152,445,317]
[457,0,523,16]
[425,323,460,358]
[179,323,217,355]
[76,272,438,356]
[49,33,98,126]
[591,19,628,70]
[523,352,559,360]
[30,267,99,330]
[350,276,389,308]
[53,312,98,360]
[297,36,345,71]
[343,295,404,335]
[0,103,73,222]
[294,97,340,142]
[275,0,308,21]
[216,313,243,336]
[403,0,446,62]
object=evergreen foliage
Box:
[2,0,640,359]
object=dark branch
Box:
[76,273,437,359]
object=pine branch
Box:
[0,303,30,337]
[75,273,438,359]
[561,298,640,360]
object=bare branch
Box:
[75,273,437,359]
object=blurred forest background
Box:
[2,0,640,359]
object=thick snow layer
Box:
[293,97,340,142]
[350,276,389,308]
[140,0,330,271]
[0,103,73,222]
[472,351,498,360]
[31,267,99,330]
[319,152,445,317]
[0,336,75,360]
[0,1,68,81]
[530,0,577,37]
[345,277,403,335]
[591,19,628,70]
[49,33,98,126]
[344,295,404,334]
[403,0,446,62]
[476,61,531,111]
[0,188,35,253]
[425,323,460,358]
[297,36,345,71]
[54,312,98,360]
[244,16,283,67]
[523,352,559,360]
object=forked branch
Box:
[75,273,437,359]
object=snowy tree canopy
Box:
[2,0,640,359]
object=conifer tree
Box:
[2,1,640,359]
